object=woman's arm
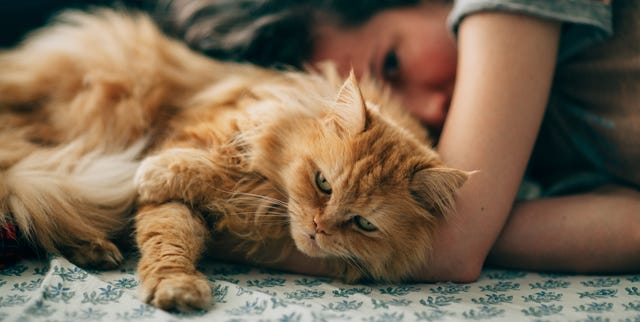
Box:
[414,12,561,282]
[489,185,640,273]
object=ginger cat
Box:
[0,9,467,311]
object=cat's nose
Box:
[313,217,328,235]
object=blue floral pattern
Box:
[1,256,639,321]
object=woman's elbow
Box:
[444,261,483,283]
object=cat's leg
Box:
[135,148,224,205]
[136,202,212,311]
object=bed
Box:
[1,255,639,321]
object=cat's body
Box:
[0,9,466,311]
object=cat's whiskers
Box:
[206,187,292,224]
[203,183,289,208]
[225,200,288,216]
[230,212,290,218]
[232,195,288,209]
[341,254,368,278]
[324,242,369,278]
[265,184,310,215]
[223,188,288,207]
[255,220,290,223]
[267,183,294,203]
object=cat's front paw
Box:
[134,154,180,204]
[141,273,212,311]
[135,149,213,204]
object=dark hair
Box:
[152,0,420,69]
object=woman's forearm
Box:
[414,13,561,282]
[488,185,640,273]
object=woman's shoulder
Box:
[447,0,613,63]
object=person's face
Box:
[311,2,456,131]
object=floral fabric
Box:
[1,256,639,321]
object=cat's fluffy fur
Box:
[0,9,467,311]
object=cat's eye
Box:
[353,215,377,232]
[315,172,332,194]
[382,49,401,82]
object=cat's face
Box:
[284,73,467,281]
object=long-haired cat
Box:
[0,9,467,311]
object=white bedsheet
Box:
[1,256,639,321]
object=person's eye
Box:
[382,49,401,82]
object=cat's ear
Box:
[410,167,468,217]
[325,70,367,137]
